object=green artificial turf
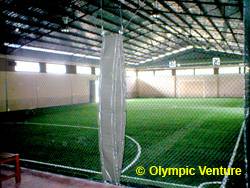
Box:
[0,98,245,187]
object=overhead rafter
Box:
[193,0,233,51]
[125,0,195,46]
[0,0,244,65]
[214,0,241,52]
[6,3,99,54]
[156,0,217,49]
[83,0,184,58]
[142,0,203,47]
[163,0,241,6]
[172,0,226,51]
[1,6,153,60]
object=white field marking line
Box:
[198,181,221,188]
[19,122,98,130]
[20,159,101,175]
[18,122,198,188]
[19,122,198,188]
[19,158,195,188]
[122,135,141,173]
[121,175,197,188]
[18,122,141,173]
[220,120,246,188]
[17,122,201,188]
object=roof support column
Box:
[66,64,76,74]
[89,67,96,103]
[172,69,177,97]
[39,62,46,73]
[214,67,219,97]
[0,59,15,72]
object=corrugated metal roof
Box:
[0,0,243,66]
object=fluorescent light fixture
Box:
[85,55,100,60]
[73,53,100,60]
[15,61,40,72]
[158,54,165,58]
[61,28,70,33]
[4,42,21,48]
[139,45,194,64]
[73,53,86,57]
[196,46,243,55]
[46,63,66,74]
[4,43,100,60]
[150,14,160,18]
[22,46,74,55]
[127,62,139,66]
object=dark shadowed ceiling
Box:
[0,0,244,66]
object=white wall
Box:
[137,74,244,98]
[176,75,218,97]
[219,74,244,97]
[126,76,137,98]
[0,71,244,112]
[7,72,37,111]
[137,76,175,97]
[0,71,96,112]
[36,74,72,108]
[71,75,90,104]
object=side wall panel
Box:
[137,76,175,97]
[0,72,94,111]
[176,76,218,97]
[71,74,90,104]
[136,74,243,98]
[0,72,6,112]
[7,72,37,111]
[219,74,244,97]
[37,74,72,108]
[0,71,244,112]
[126,76,137,98]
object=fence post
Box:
[244,0,250,181]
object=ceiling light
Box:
[4,42,21,48]
[139,46,193,64]
[61,16,70,33]
[61,27,70,33]
[150,14,160,18]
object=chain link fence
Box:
[0,49,247,188]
